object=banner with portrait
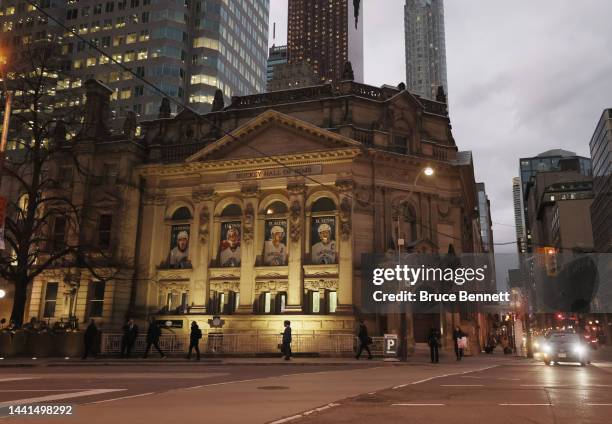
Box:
[263,219,288,266]
[310,216,337,264]
[219,221,241,267]
[168,224,191,268]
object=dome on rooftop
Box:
[537,149,576,157]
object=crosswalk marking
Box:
[0,389,126,408]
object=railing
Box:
[101,333,368,356]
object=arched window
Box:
[265,201,288,215]
[311,197,336,212]
[221,204,242,217]
[171,206,192,220]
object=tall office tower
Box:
[287,0,364,85]
[476,182,494,253]
[404,0,448,100]
[589,109,612,252]
[266,44,287,82]
[518,149,592,252]
[0,0,270,128]
[512,177,526,253]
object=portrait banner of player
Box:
[219,221,241,267]
[263,220,288,266]
[168,224,191,268]
[310,216,337,264]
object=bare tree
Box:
[0,40,118,326]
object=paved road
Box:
[290,360,612,424]
[0,351,611,423]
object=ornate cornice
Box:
[138,149,360,177]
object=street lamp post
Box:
[396,166,435,361]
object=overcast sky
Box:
[268,0,612,253]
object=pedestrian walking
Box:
[187,321,202,360]
[82,319,99,359]
[355,320,373,360]
[143,319,166,358]
[427,326,441,363]
[120,318,139,358]
[281,320,292,360]
[453,326,466,360]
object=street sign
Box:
[384,333,398,356]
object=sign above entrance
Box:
[227,165,322,181]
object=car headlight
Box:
[574,344,586,355]
[541,344,551,353]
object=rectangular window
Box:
[326,290,337,313]
[43,282,59,318]
[89,281,105,317]
[105,2,114,13]
[52,216,67,250]
[98,214,112,247]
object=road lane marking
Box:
[499,403,552,406]
[587,404,612,406]
[268,403,339,424]
[393,365,498,389]
[441,384,484,387]
[0,389,99,392]
[0,389,126,408]
[84,392,155,405]
[269,414,303,424]
[0,377,37,383]
[392,403,445,406]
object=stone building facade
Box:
[3,75,483,349]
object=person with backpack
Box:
[187,321,203,360]
[281,320,292,360]
[453,326,466,360]
[427,326,441,363]
[355,320,373,360]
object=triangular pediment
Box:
[186,110,362,162]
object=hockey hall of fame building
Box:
[18,75,482,348]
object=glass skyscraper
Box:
[404,0,448,100]
[589,109,612,252]
[0,0,270,128]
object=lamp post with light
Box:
[395,166,435,361]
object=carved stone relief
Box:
[192,186,215,203]
[199,206,210,243]
[304,279,339,291]
[289,200,301,242]
[143,189,166,206]
[339,197,352,241]
[210,281,240,293]
[243,202,255,242]
[255,281,289,294]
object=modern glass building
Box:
[0,0,270,128]
[589,109,612,252]
[404,0,448,100]
[512,177,526,253]
[518,149,592,252]
[266,44,287,82]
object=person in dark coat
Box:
[355,320,373,360]
[453,326,466,361]
[187,321,202,360]
[120,318,139,358]
[82,319,99,359]
[143,319,166,358]
[281,320,292,360]
[427,326,441,363]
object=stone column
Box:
[191,187,215,313]
[336,178,354,313]
[236,184,260,314]
[285,181,306,312]
[134,188,166,317]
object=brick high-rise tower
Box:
[287,0,364,84]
